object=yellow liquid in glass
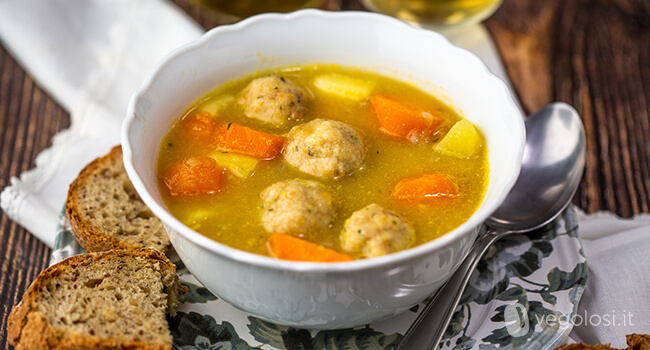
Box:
[362,0,502,26]
[197,0,324,18]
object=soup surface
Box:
[157,64,488,260]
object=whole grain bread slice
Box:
[7,249,187,350]
[555,334,650,350]
[66,145,171,253]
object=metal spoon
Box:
[397,102,586,350]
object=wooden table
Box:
[1,0,648,348]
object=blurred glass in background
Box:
[361,0,502,27]
[196,0,326,20]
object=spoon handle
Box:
[396,230,507,350]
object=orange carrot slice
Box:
[162,157,222,196]
[267,233,355,263]
[215,122,286,159]
[182,112,217,143]
[370,95,442,142]
[392,173,459,202]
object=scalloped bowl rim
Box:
[122,9,524,273]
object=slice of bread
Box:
[556,334,650,350]
[7,249,186,350]
[66,145,171,253]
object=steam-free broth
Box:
[157,64,488,260]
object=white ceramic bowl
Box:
[122,10,524,329]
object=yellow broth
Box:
[157,64,488,258]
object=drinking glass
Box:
[361,0,503,28]
[196,0,326,22]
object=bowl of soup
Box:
[122,9,524,329]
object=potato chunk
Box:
[313,73,374,101]
[198,95,234,115]
[434,119,482,158]
[209,151,259,178]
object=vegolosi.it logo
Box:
[504,302,634,337]
[504,302,530,337]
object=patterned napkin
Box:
[1,0,648,347]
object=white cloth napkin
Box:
[0,0,203,246]
[1,0,648,346]
[569,209,650,347]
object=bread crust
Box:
[7,249,183,350]
[627,334,650,350]
[556,334,650,350]
[66,146,171,253]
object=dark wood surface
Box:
[485,0,650,216]
[1,0,648,348]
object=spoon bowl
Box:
[398,102,586,349]
[488,103,586,231]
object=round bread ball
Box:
[238,75,310,127]
[283,119,366,178]
[341,203,414,258]
[261,179,335,237]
